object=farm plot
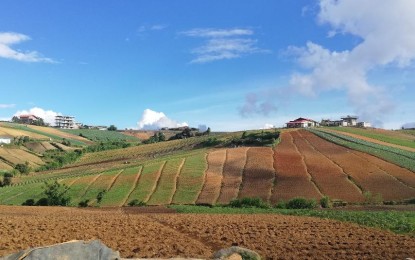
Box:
[0,161,12,170]
[28,125,93,145]
[65,174,103,205]
[238,147,275,202]
[293,130,364,202]
[41,142,57,150]
[24,142,47,153]
[216,148,248,204]
[80,169,123,206]
[61,129,140,142]
[0,125,48,139]
[0,148,44,167]
[172,153,207,204]
[196,149,226,205]
[271,132,322,203]
[127,162,165,204]
[1,182,44,205]
[100,166,142,207]
[303,131,415,201]
[147,159,184,205]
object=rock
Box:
[213,246,261,260]
[1,240,120,260]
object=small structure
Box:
[357,122,371,128]
[286,118,319,128]
[19,114,41,124]
[55,115,76,129]
[341,115,358,126]
[0,135,13,144]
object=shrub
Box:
[35,198,49,206]
[320,196,332,208]
[286,197,317,209]
[22,199,35,206]
[15,163,30,174]
[96,190,106,204]
[128,199,146,207]
[364,191,383,205]
[42,181,71,206]
[78,199,90,207]
[228,197,270,209]
[274,200,287,209]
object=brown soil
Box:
[1,206,415,259]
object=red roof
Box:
[19,114,40,119]
[286,117,316,124]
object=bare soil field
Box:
[0,206,414,259]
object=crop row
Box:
[309,129,415,172]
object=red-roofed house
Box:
[19,114,41,124]
[286,118,319,128]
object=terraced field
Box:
[0,147,44,168]
[61,129,140,142]
[1,129,414,206]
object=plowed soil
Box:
[1,206,414,259]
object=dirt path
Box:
[1,206,415,259]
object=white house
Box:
[357,122,371,128]
[0,136,13,144]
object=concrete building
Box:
[55,115,76,129]
[357,122,371,128]
[286,118,319,128]
[341,115,359,126]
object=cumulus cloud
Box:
[14,107,61,125]
[0,32,56,63]
[240,0,415,124]
[263,123,275,129]
[239,92,278,116]
[181,28,267,63]
[0,104,15,109]
[137,109,188,130]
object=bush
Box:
[128,199,146,207]
[286,197,317,209]
[274,200,287,209]
[42,181,71,206]
[78,199,90,207]
[364,191,383,205]
[22,199,35,206]
[320,196,332,208]
[15,163,30,174]
[228,197,270,209]
[35,198,49,206]
[96,190,106,204]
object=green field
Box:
[61,129,140,142]
[328,127,415,149]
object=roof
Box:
[286,117,317,124]
[19,114,40,119]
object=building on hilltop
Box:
[18,114,41,124]
[341,115,358,126]
[320,115,371,128]
[55,115,76,129]
[286,118,319,128]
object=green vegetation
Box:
[61,129,139,142]
[84,141,132,153]
[330,127,415,149]
[128,199,146,207]
[40,180,71,206]
[37,150,83,171]
[227,130,280,147]
[172,153,207,204]
[127,162,164,203]
[170,205,415,235]
[228,197,270,209]
[309,129,415,172]
[15,163,30,174]
[401,129,415,136]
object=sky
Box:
[0,0,414,131]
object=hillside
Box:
[1,128,414,206]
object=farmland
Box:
[61,129,140,142]
[1,206,415,259]
[1,129,414,206]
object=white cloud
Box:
[137,24,168,34]
[14,107,61,126]
[137,109,188,130]
[181,28,267,64]
[263,123,275,129]
[0,104,15,109]
[241,0,415,124]
[0,32,56,63]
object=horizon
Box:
[1,1,414,131]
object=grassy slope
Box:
[61,129,140,142]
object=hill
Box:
[1,128,414,206]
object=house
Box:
[19,114,41,124]
[0,135,13,144]
[341,115,358,126]
[320,119,348,127]
[55,115,76,129]
[286,118,319,128]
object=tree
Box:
[205,127,211,136]
[108,125,117,131]
[158,132,166,141]
[42,181,71,206]
[15,162,30,174]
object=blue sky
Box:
[1,0,414,131]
